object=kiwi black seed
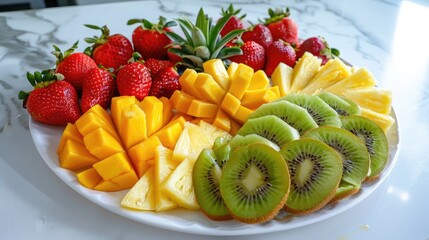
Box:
[193,148,232,220]
[302,126,370,200]
[317,92,361,116]
[279,139,343,214]
[220,143,290,224]
[229,134,280,152]
[249,100,318,135]
[279,93,342,128]
[237,115,300,147]
[340,116,389,181]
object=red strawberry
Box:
[18,70,81,125]
[229,41,266,71]
[219,4,246,37]
[149,66,180,98]
[264,40,296,76]
[52,41,97,92]
[297,36,340,64]
[241,23,273,50]
[84,25,133,71]
[116,58,152,101]
[127,17,176,60]
[264,7,299,45]
[144,58,174,77]
[81,67,116,113]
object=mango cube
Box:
[241,88,280,110]
[160,97,174,126]
[212,109,231,133]
[229,63,254,100]
[178,68,201,98]
[111,96,138,128]
[155,117,186,149]
[233,105,253,124]
[128,135,162,177]
[170,90,196,114]
[121,104,147,149]
[75,111,118,140]
[187,99,218,118]
[83,127,124,160]
[202,59,230,90]
[139,96,164,137]
[92,152,134,180]
[94,180,123,192]
[193,73,226,104]
[111,171,139,189]
[57,123,83,154]
[248,70,270,90]
[227,62,239,80]
[221,92,241,116]
[59,139,99,170]
[76,168,102,189]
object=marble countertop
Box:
[1,0,429,239]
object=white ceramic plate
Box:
[29,109,400,236]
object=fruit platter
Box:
[23,5,399,235]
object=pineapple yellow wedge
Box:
[360,107,395,132]
[162,157,200,210]
[342,88,392,114]
[323,67,376,94]
[154,145,179,212]
[121,167,155,211]
[271,62,293,96]
[300,57,351,94]
[289,52,322,93]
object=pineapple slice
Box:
[323,67,376,94]
[289,52,322,93]
[121,167,156,211]
[360,107,395,132]
[271,62,293,97]
[154,146,179,212]
[300,57,351,94]
[342,88,392,114]
[162,157,200,210]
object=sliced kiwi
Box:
[317,92,361,116]
[213,136,230,151]
[220,143,290,223]
[193,147,231,220]
[302,126,370,200]
[237,115,300,147]
[340,116,389,181]
[229,134,280,152]
[279,139,343,214]
[279,93,341,127]
[249,100,318,135]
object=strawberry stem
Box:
[52,41,79,65]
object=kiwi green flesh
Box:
[229,134,280,152]
[193,149,230,220]
[220,144,290,223]
[302,126,370,187]
[249,100,318,135]
[340,116,389,179]
[237,115,300,148]
[317,92,360,116]
[214,142,231,168]
[213,136,230,151]
[279,139,343,214]
[332,182,361,202]
[279,93,342,128]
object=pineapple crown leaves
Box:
[127,16,177,33]
[51,41,79,65]
[221,4,246,20]
[18,69,64,101]
[165,8,245,71]
[262,7,291,25]
[83,24,111,56]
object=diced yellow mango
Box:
[160,97,174,126]
[187,99,218,118]
[271,62,293,97]
[221,92,241,116]
[170,90,196,114]
[227,62,239,80]
[241,88,280,110]
[86,104,115,129]
[249,70,270,90]
[94,179,123,192]
[76,168,102,189]
[139,96,164,137]
[190,118,214,125]
[233,105,253,124]
[120,104,147,149]
[229,63,254,100]
[128,135,162,177]
[212,109,231,133]
[110,171,139,189]
[229,119,241,136]
[193,73,226,104]
[155,118,185,149]
[57,123,83,154]
[178,68,201,98]
[59,139,99,170]
[171,112,194,122]
[203,59,230,90]
[83,127,124,160]
[111,96,138,128]
[75,111,118,141]
[92,152,134,180]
